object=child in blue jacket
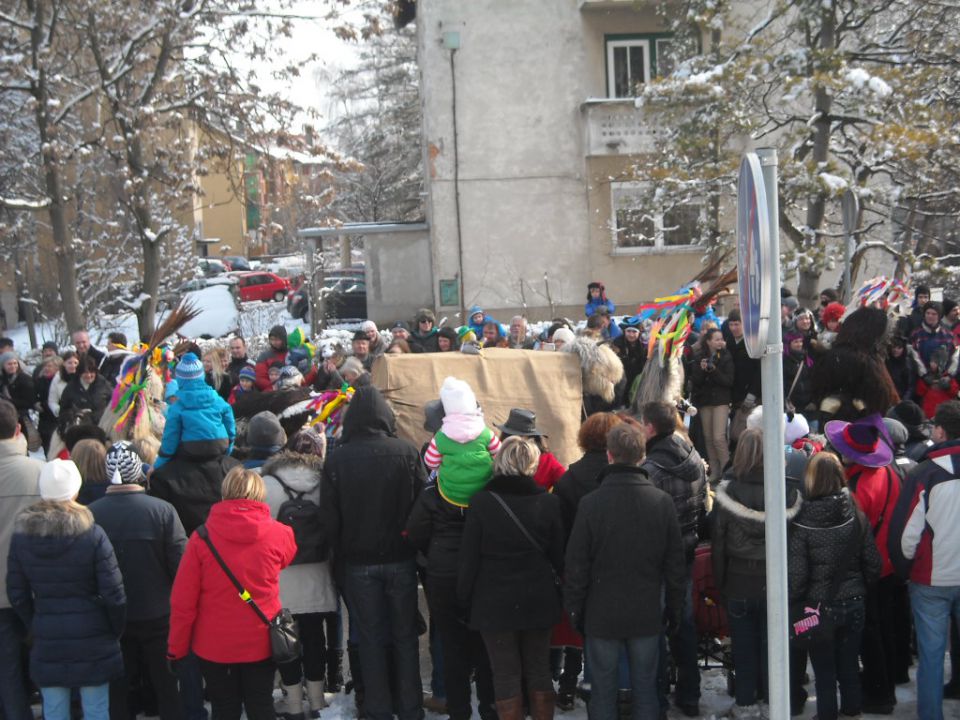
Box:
[585,281,615,316]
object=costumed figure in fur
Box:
[810,304,900,424]
[562,333,624,417]
[629,260,737,417]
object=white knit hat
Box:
[440,376,478,416]
[39,459,83,502]
[552,328,576,345]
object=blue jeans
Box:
[910,583,960,720]
[344,559,423,720]
[0,609,32,720]
[40,684,109,720]
[586,635,659,720]
[808,598,866,720]
[726,597,767,707]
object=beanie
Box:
[247,411,287,451]
[277,365,303,389]
[353,330,369,342]
[552,328,576,345]
[290,427,326,459]
[238,366,256,382]
[0,351,17,368]
[175,353,203,381]
[361,320,378,333]
[882,417,909,447]
[39,459,82,501]
[887,400,927,432]
[440,377,478,416]
[944,299,958,318]
[105,441,144,485]
[782,296,800,312]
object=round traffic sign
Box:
[737,153,771,359]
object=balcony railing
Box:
[581,98,668,156]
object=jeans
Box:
[343,560,423,720]
[726,597,767,707]
[481,629,553,701]
[0,609,32,720]
[41,684,109,720]
[808,598,866,720]
[427,576,494,719]
[658,574,699,708]
[176,653,208,720]
[111,616,183,720]
[586,635,659,720]
[199,658,275,720]
[910,582,960,720]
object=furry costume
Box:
[563,336,624,405]
[810,306,900,422]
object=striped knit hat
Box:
[175,352,204,381]
[106,441,144,485]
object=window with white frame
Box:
[611,182,703,252]
[605,34,675,97]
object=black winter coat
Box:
[612,335,646,402]
[321,386,425,566]
[885,352,914,402]
[640,433,707,563]
[405,485,469,579]
[457,474,564,633]
[783,352,814,411]
[722,329,762,404]
[60,375,113,425]
[6,501,126,687]
[0,368,36,415]
[788,491,881,603]
[564,464,685,638]
[89,488,187,622]
[149,452,241,535]
[689,347,734,407]
[553,451,609,536]
[711,470,802,600]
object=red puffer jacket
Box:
[846,463,901,578]
[168,499,296,663]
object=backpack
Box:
[273,476,328,565]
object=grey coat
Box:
[0,437,42,609]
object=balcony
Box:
[581,99,668,156]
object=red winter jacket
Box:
[534,452,567,491]
[846,463,901,578]
[914,377,960,419]
[168,499,296,663]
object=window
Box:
[605,34,675,98]
[611,182,703,253]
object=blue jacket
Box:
[466,306,505,338]
[585,297,616,317]
[155,378,236,469]
[7,501,126,687]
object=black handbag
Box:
[196,525,301,664]
[789,513,861,649]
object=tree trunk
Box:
[128,136,160,341]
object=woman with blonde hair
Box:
[788,453,881,720]
[458,436,565,720]
[203,347,231,401]
[168,466,297,720]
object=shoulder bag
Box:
[488,492,562,595]
[789,513,862,649]
[196,525,301,664]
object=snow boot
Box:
[306,680,326,718]
[276,683,305,720]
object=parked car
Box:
[198,258,229,276]
[222,255,252,271]
[177,275,238,295]
[287,271,366,321]
[230,271,291,303]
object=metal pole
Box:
[842,233,852,304]
[757,147,789,720]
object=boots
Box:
[494,696,524,720]
[617,689,633,720]
[306,680,326,718]
[529,690,556,720]
[326,650,344,693]
[276,683,305,720]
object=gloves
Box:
[166,656,180,676]
[938,377,952,391]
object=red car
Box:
[231,271,291,303]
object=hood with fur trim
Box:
[15,500,94,538]
[261,451,323,495]
[713,478,803,525]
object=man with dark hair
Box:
[564,423,685,720]
[321,387,425,720]
[722,308,762,446]
[0,398,42,720]
[98,332,131,386]
[889,400,960,720]
[639,401,707,717]
[0,338,13,354]
[226,336,252,390]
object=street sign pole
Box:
[841,190,859,304]
[757,147,788,720]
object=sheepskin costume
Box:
[563,336,624,404]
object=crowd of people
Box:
[2,279,960,720]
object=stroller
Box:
[692,542,735,695]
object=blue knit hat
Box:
[175,353,203,381]
[238,365,256,382]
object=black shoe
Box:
[860,699,894,715]
[946,681,960,700]
[675,699,699,718]
[556,689,575,712]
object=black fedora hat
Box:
[496,408,546,437]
